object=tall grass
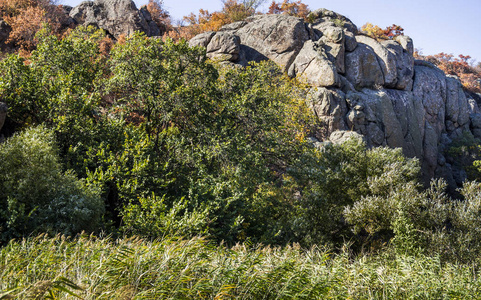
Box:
[1,234,481,299]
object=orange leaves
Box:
[4,5,46,50]
[429,52,473,75]
[268,0,310,20]
[361,23,386,39]
[0,0,68,50]
[145,0,171,34]
[184,8,228,33]
[460,73,481,93]
[182,0,258,37]
[361,22,404,40]
[419,52,481,93]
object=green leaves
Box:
[0,126,104,242]
[108,33,218,140]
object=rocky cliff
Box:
[190,8,481,187]
[68,0,160,38]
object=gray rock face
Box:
[384,89,423,158]
[470,113,481,139]
[308,87,347,134]
[69,0,160,38]
[288,40,339,87]
[356,35,398,88]
[381,39,414,90]
[445,75,470,137]
[0,102,7,133]
[413,65,447,138]
[206,32,241,62]
[188,8,478,187]
[234,15,309,72]
[345,43,384,88]
[0,20,11,49]
[346,89,404,148]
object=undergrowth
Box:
[1,235,481,299]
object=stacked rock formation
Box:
[69,0,160,38]
[189,8,481,187]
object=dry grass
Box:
[1,234,481,299]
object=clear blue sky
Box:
[61,0,481,64]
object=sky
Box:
[61,0,481,64]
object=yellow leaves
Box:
[182,0,256,37]
[360,23,404,40]
[360,22,387,40]
[268,0,310,21]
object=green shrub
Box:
[0,126,104,242]
[289,136,421,247]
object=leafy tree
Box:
[183,0,265,36]
[0,0,69,50]
[143,0,171,34]
[99,33,315,243]
[360,22,404,40]
[420,52,481,93]
[268,0,310,20]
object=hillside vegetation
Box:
[2,1,481,299]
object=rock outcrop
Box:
[69,0,160,38]
[190,8,481,187]
[0,19,11,50]
[0,102,7,133]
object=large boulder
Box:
[189,31,215,48]
[345,43,384,88]
[329,130,364,144]
[69,0,160,38]
[317,26,345,73]
[307,8,358,35]
[288,40,339,87]
[206,32,241,62]
[308,87,348,136]
[234,14,309,72]
[0,102,7,133]
[356,35,398,88]
[381,39,414,90]
[0,20,11,50]
[445,75,470,137]
[343,29,358,52]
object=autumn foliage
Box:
[361,22,404,40]
[0,0,69,50]
[144,0,171,34]
[267,0,310,20]
[418,52,481,93]
[182,0,262,38]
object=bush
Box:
[0,126,103,242]
[289,136,421,247]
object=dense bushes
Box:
[289,137,420,247]
[0,126,103,242]
[2,26,481,263]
